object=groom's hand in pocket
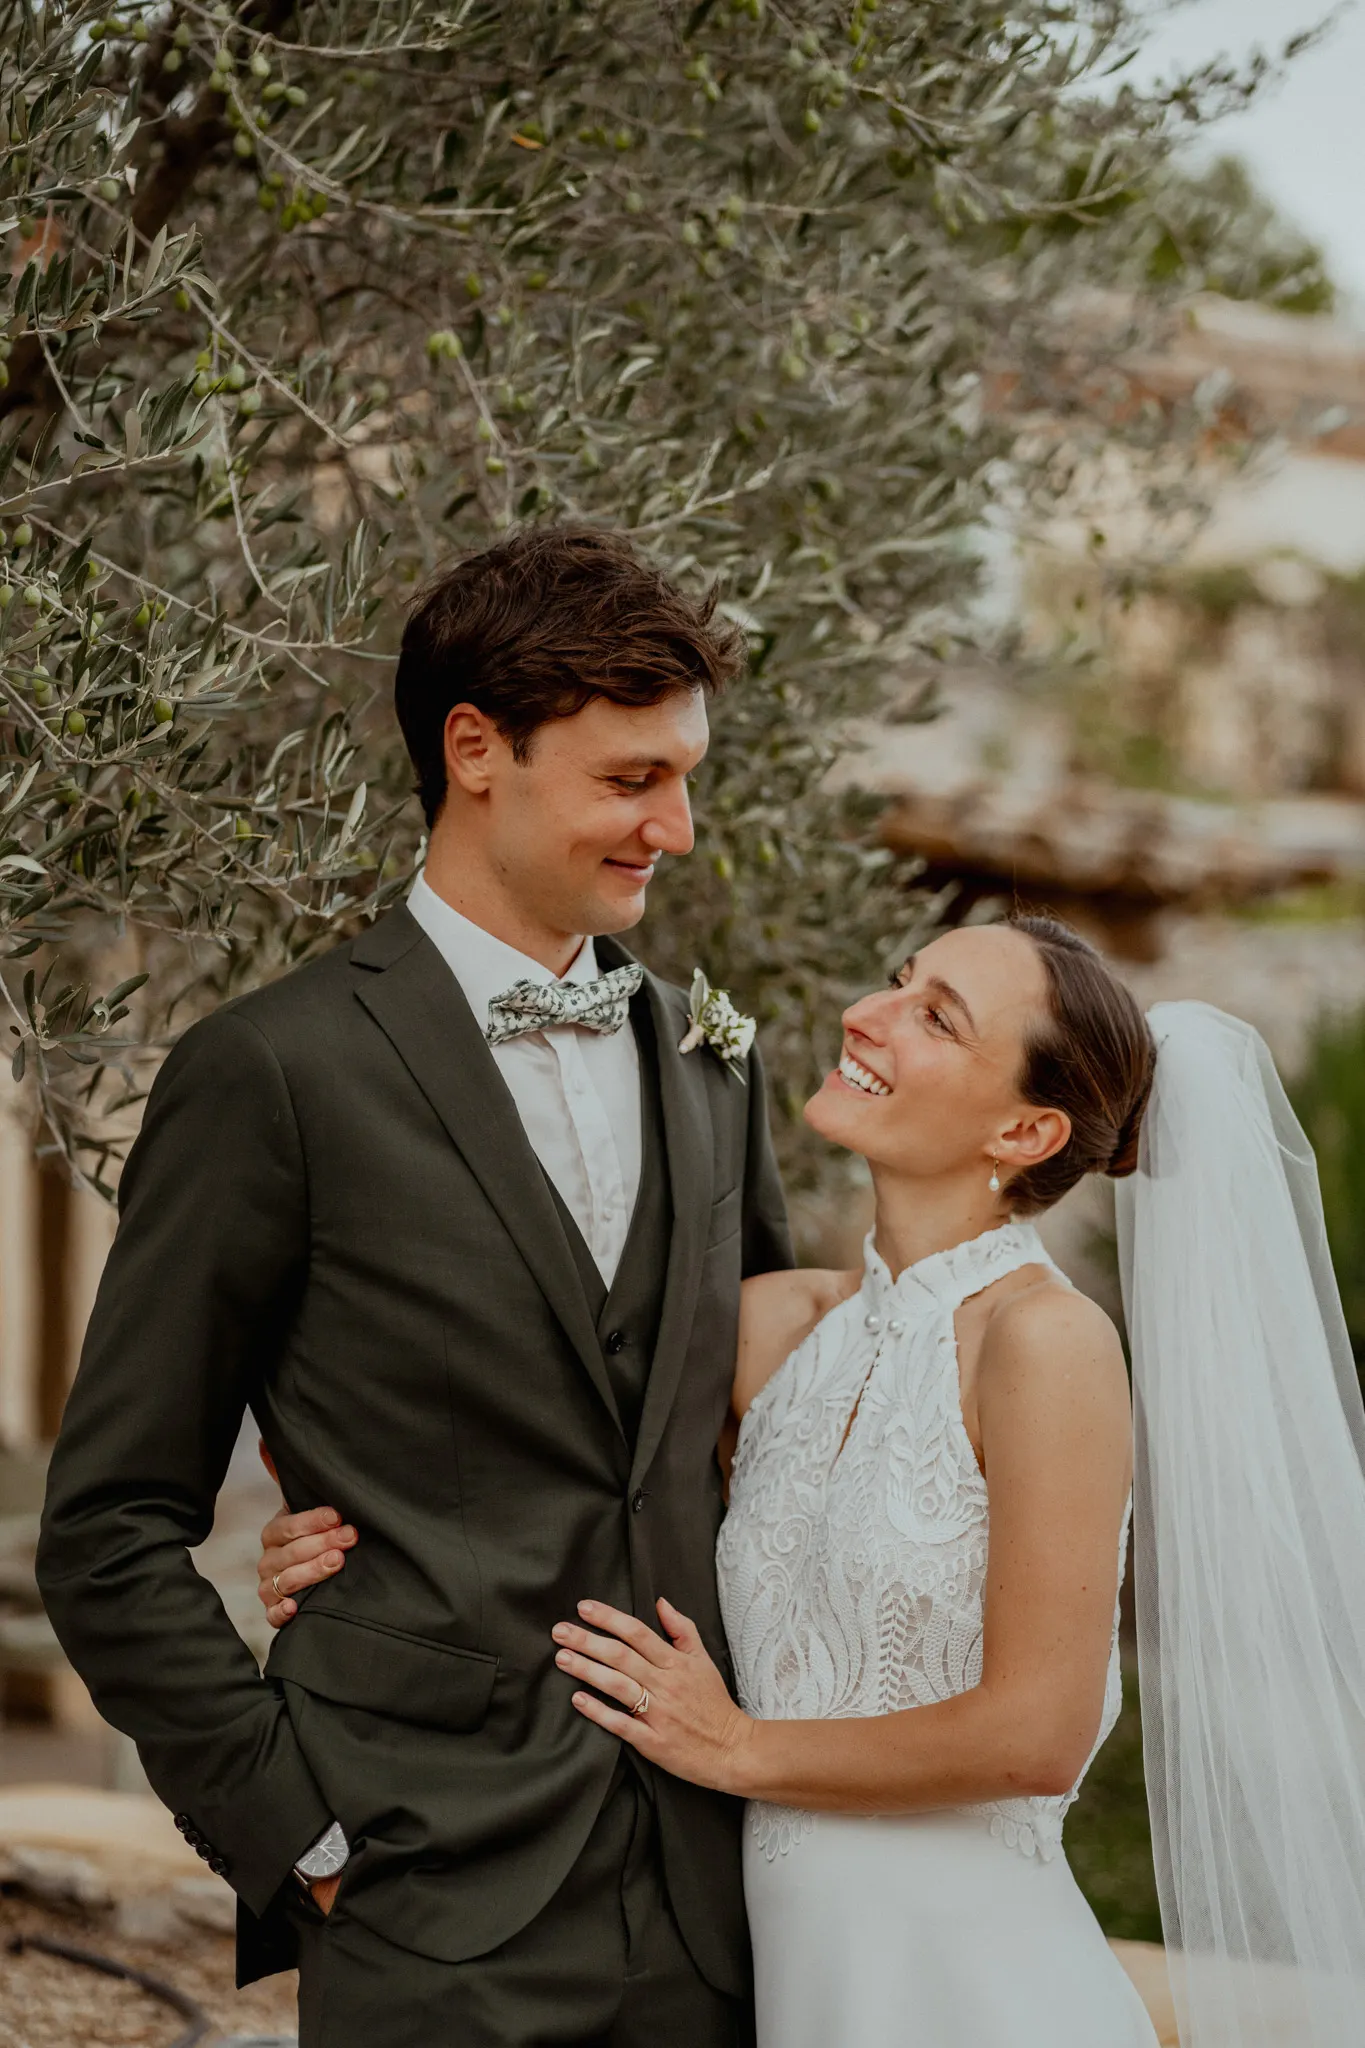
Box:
[256,1452,358,1628]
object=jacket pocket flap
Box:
[266,1607,498,1732]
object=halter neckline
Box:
[862,1218,1053,1313]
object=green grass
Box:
[1066,1656,1163,1944]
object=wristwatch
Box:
[294,1819,350,1889]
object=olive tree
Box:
[0,0,1291,1186]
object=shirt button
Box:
[864,1312,882,1334]
[887,1317,906,1335]
[605,1330,626,1355]
[630,1489,646,1513]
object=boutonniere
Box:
[678,969,755,1083]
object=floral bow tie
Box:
[485,963,644,1047]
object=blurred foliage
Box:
[1140,154,1334,315]
[1291,1005,1365,1362]
[0,0,1301,1187]
[1067,1655,1162,1944]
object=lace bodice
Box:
[717,1220,1128,1863]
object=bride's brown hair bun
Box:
[1002,914,1156,1215]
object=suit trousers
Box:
[292,1766,752,2048]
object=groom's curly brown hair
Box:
[395,525,746,825]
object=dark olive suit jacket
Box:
[37,905,792,1991]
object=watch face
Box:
[297,1824,349,1880]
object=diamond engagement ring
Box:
[630,1685,651,1718]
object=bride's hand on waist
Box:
[256,1500,358,1629]
[553,1597,756,1795]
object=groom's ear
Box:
[999,1105,1071,1171]
[444,703,512,798]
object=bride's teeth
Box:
[838,1053,890,1097]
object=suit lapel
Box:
[352,908,626,1441]
[602,946,716,1490]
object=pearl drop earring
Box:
[988,1157,1001,1194]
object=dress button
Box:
[887,1317,905,1335]
[864,1312,881,1334]
[630,1488,646,1513]
[604,1330,626,1355]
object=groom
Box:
[37,527,792,2047]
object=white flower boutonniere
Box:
[678,969,756,1083]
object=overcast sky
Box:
[1129,0,1365,316]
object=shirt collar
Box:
[408,872,599,1034]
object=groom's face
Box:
[447,687,710,939]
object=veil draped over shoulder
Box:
[1117,1001,1365,2046]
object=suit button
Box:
[208,1855,229,1877]
[604,1330,626,1355]
[630,1489,646,1514]
[173,1814,188,1834]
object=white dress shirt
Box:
[408,873,642,1285]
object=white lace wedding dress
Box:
[717,1221,1158,2047]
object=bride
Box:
[258,913,1365,2046]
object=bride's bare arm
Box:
[556,1285,1134,1810]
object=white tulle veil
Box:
[1116,1000,1365,2046]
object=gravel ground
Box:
[0,1893,297,2048]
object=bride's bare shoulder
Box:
[732,1267,861,1419]
[973,1274,1131,1457]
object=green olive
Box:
[98,177,121,202]
[238,389,263,416]
[233,133,254,159]
[251,50,270,78]
[21,586,41,609]
[224,363,246,390]
[134,602,151,628]
[162,48,182,72]
[153,697,174,723]
[65,710,87,736]
[12,523,32,549]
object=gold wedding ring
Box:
[630,1685,651,1718]
[271,1573,284,1598]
